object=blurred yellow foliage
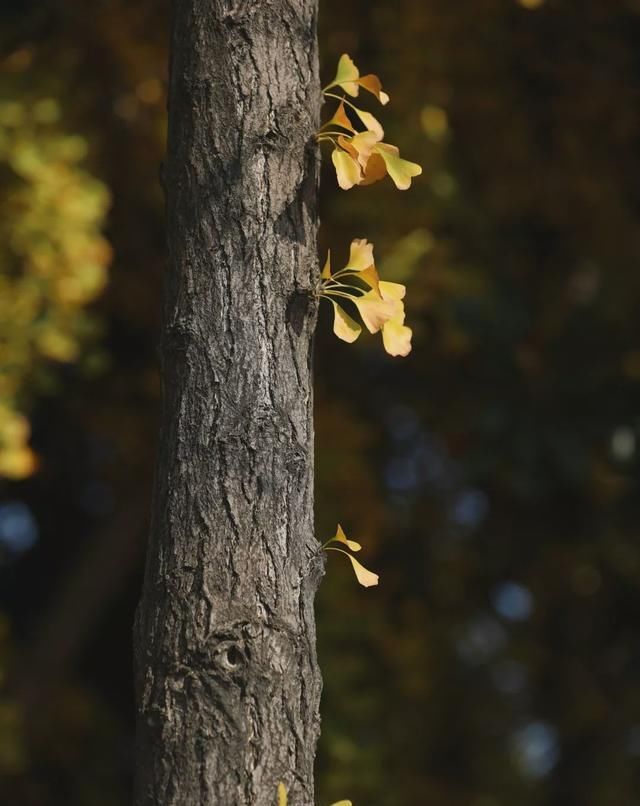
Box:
[0,73,111,478]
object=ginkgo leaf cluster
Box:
[319,54,422,191]
[322,524,379,588]
[318,239,412,358]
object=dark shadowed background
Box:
[2,1,640,804]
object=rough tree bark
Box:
[134,2,322,804]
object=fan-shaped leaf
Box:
[346,238,374,271]
[382,319,413,357]
[332,148,361,190]
[374,143,422,190]
[331,302,361,343]
[358,73,390,105]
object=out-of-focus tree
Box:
[0,49,111,479]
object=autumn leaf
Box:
[326,53,360,97]
[345,238,374,271]
[382,318,413,357]
[358,264,381,295]
[343,131,381,169]
[339,239,381,291]
[322,100,356,134]
[326,523,362,552]
[327,137,421,192]
[345,552,380,587]
[357,73,389,105]
[349,104,384,139]
[321,250,332,279]
[379,280,407,301]
[359,151,387,186]
[331,302,361,343]
[379,280,412,356]
[332,148,361,190]
[354,289,396,334]
[374,143,422,190]
[278,782,287,806]
[325,54,389,105]
[325,547,379,588]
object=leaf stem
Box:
[316,134,338,146]
[317,129,352,138]
[323,91,361,116]
[324,546,354,558]
[318,289,361,303]
[320,278,366,293]
[331,267,365,279]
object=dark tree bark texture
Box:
[134,2,322,804]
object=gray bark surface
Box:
[134,2,322,804]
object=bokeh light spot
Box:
[492,582,533,622]
[136,79,163,105]
[450,488,489,529]
[421,105,449,142]
[0,501,39,554]
[611,426,635,462]
[511,721,560,778]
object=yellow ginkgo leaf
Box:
[357,73,390,105]
[374,143,422,190]
[324,100,356,133]
[336,134,359,162]
[354,290,395,333]
[359,264,381,295]
[332,148,361,190]
[359,151,387,186]
[352,128,383,158]
[332,523,362,552]
[382,319,413,357]
[329,801,354,806]
[379,280,407,301]
[351,105,384,140]
[346,238,374,271]
[347,553,379,587]
[321,250,332,279]
[327,53,360,97]
[325,546,379,587]
[339,131,380,170]
[331,302,361,343]
[277,782,287,806]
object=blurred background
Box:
[2,0,640,804]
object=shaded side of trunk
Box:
[134,2,322,804]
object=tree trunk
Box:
[134,2,322,805]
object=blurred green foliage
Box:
[2,1,640,805]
